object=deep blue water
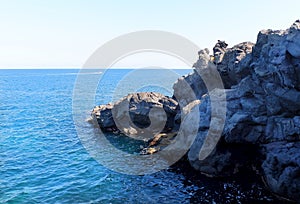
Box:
[0,69,280,203]
[0,69,195,203]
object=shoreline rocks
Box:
[92,20,300,201]
[186,20,300,201]
[91,92,178,137]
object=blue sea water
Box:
[0,69,280,203]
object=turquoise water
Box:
[0,69,280,203]
[0,69,195,203]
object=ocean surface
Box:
[0,69,283,203]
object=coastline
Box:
[92,20,300,202]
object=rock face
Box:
[262,142,300,200]
[92,21,300,201]
[184,20,300,201]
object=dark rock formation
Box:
[186,20,300,201]
[91,92,178,136]
[216,42,254,88]
[262,142,300,201]
[212,40,228,64]
[92,21,300,201]
[92,103,115,132]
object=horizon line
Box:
[0,67,193,70]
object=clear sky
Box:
[0,0,299,68]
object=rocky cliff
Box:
[91,20,300,201]
[179,20,300,201]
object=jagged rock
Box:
[92,92,178,137]
[213,40,228,64]
[91,104,115,131]
[265,116,300,143]
[287,20,300,58]
[92,20,300,201]
[216,42,255,88]
[262,142,300,201]
[173,49,223,103]
[194,48,211,69]
[173,71,207,106]
[184,20,300,201]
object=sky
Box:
[0,0,299,69]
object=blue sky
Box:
[0,0,299,68]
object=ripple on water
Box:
[0,69,288,203]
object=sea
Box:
[0,69,283,203]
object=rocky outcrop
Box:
[91,92,178,136]
[212,40,228,64]
[215,41,255,88]
[92,21,300,201]
[185,20,300,201]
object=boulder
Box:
[92,92,178,137]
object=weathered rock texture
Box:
[92,92,178,135]
[92,21,300,201]
[181,20,300,201]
